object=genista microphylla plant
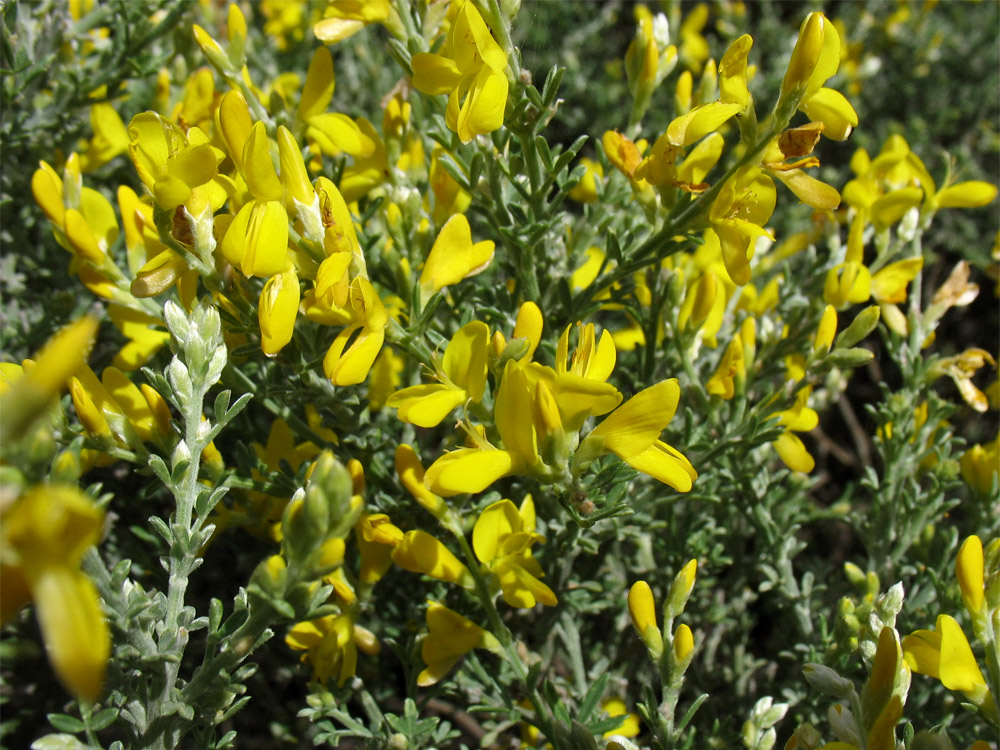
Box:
[1,1,998,749]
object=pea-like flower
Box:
[418,601,501,686]
[387,321,490,428]
[411,0,509,143]
[472,496,556,609]
[1,485,110,702]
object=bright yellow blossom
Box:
[418,601,501,686]
[286,611,379,687]
[411,0,509,143]
[473,496,556,608]
[903,614,997,721]
[1,485,110,702]
[387,321,490,428]
[420,214,495,298]
[771,388,818,473]
[708,166,776,286]
[781,13,858,140]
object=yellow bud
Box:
[673,623,694,663]
[666,558,697,617]
[192,24,230,72]
[813,304,837,353]
[782,13,825,96]
[628,580,663,656]
[956,535,985,616]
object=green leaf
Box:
[30,735,92,750]
[87,708,119,731]
[45,714,86,734]
[577,672,610,722]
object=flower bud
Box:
[825,348,874,369]
[193,25,231,73]
[781,13,825,97]
[836,305,880,349]
[813,305,837,354]
[628,581,662,658]
[673,623,694,664]
[827,702,861,746]
[665,558,697,617]
[956,535,985,617]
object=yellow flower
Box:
[313,0,402,44]
[395,445,448,520]
[759,123,841,210]
[568,157,604,203]
[70,364,171,449]
[322,277,389,386]
[108,306,171,371]
[0,316,97,444]
[582,379,698,492]
[666,34,753,147]
[814,304,838,354]
[903,614,997,721]
[628,580,662,657]
[708,166,776,286]
[929,348,996,412]
[355,513,403,586]
[259,268,301,357]
[417,601,501,686]
[780,13,858,140]
[771,388,818,473]
[428,146,472,223]
[1,485,109,702]
[387,321,490,427]
[32,157,121,268]
[286,611,379,687]
[601,697,641,739]
[955,535,985,619]
[960,437,999,496]
[79,102,129,173]
[411,0,509,143]
[127,112,223,211]
[419,214,495,298]
[392,530,475,589]
[296,48,377,160]
[472,496,557,608]
[706,333,745,399]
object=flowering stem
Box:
[451,531,557,743]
